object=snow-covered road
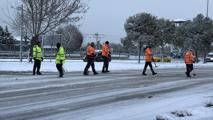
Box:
[0,68,213,120]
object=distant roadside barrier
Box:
[0,51,129,60]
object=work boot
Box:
[59,72,63,77]
[142,72,147,76]
[37,72,42,75]
[94,72,98,75]
[102,67,105,73]
[83,73,88,75]
[83,71,89,75]
[185,72,191,77]
[152,72,157,75]
[106,70,110,73]
[187,74,191,77]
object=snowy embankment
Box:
[1,59,213,72]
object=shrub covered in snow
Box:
[171,110,192,117]
[205,101,213,108]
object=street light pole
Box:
[207,0,209,17]
[20,4,24,62]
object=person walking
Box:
[33,41,43,75]
[83,42,98,75]
[55,43,65,77]
[102,41,110,73]
[184,49,194,77]
[142,46,157,76]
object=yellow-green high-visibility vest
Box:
[55,47,65,64]
[33,45,42,61]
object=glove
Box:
[41,57,44,61]
[33,57,36,61]
[91,53,95,57]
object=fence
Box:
[0,50,129,61]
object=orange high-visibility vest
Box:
[87,45,95,58]
[184,51,194,64]
[102,44,110,57]
[145,48,152,62]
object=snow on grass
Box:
[155,98,213,120]
[156,107,213,120]
[1,59,213,72]
[171,110,192,117]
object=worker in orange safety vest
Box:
[142,46,157,76]
[83,42,98,75]
[101,41,110,73]
[184,49,195,77]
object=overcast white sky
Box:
[0,0,212,43]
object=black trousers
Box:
[84,58,96,73]
[102,56,109,72]
[56,64,64,77]
[186,64,193,76]
[33,60,41,74]
[143,62,155,73]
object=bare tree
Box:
[9,0,88,60]
[56,24,83,52]
[11,0,88,37]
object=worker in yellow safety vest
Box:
[55,43,65,77]
[33,41,43,75]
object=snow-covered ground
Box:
[1,59,213,72]
[1,59,213,120]
[32,78,213,120]
[154,84,213,120]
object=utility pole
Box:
[207,0,209,17]
[138,41,142,63]
[94,33,101,49]
[20,4,24,62]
